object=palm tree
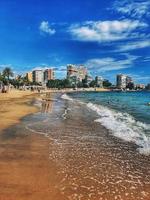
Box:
[2,67,14,81]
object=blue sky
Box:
[0,0,150,83]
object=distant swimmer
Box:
[147,102,150,106]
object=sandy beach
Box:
[0,90,69,200]
[0,90,39,131]
[0,90,62,200]
[0,91,150,200]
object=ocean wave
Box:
[61,93,73,101]
[87,102,150,156]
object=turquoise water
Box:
[64,91,150,155]
[69,91,150,124]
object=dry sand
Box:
[0,90,38,131]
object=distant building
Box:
[116,74,127,89]
[126,76,133,85]
[44,69,55,83]
[146,84,150,90]
[83,75,93,87]
[78,65,88,82]
[15,75,21,80]
[95,76,103,88]
[26,72,33,82]
[136,84,145,90]
[87,75,93,84]
[126,76,135,89]
[67,64,88,86]
[32,69,44,83]
[67,64,78,78]
[116,74,134,89]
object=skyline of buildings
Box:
[26,68,55,84]
[0,63,148,87]
[0,64,149,90]
[24,65,150,89]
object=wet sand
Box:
[0,93,150,200]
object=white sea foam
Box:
[87,102,150,156]
[61,93,73,101]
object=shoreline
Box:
[0,88,110,132]
[41,87,111,93]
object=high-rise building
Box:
[126,76,133,85]
[32,69,44,83]
[67,64,88,85]
[44,69,55,82]
[26,72,33,82]
[67,64,78,78]
[116,74,127,89]
[95,76,103,88]
[78,65,88,82]
[116,74,134,89]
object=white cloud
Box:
[85,54,139,72]
[143,56,150,62]
[0,64,13,70]
[39,21,56,35]
[32,65,55,71]
[54,65,66,72]
[32,67,46,71]
[112,0,150,18]
[117,40,150,51]
[128,74,150,82]
[69,20,147,42]
[32,65,66,73]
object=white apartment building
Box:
[32,69,44,83]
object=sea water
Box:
[63,91,150,155]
